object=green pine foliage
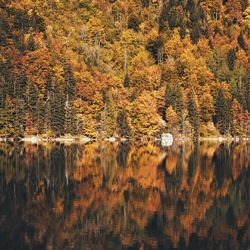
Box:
[63,62,76,102]
[117,109,131,138]
[0,97,16,137]
[65,101,78,135]
[102,92,117,137]
[215,89,231,135]
[124,73,130,88]
[188,93,199,140]
[49,89,65,136]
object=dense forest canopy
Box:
[0,0,249,138]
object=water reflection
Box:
[0,141,249,250]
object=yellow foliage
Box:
[165,105,178,131]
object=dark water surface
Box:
[0,141,249,250]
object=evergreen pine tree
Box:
[173,84,183,117]
[27,82,38,118]
[215,89,231,135]
[188,92,199,139]
[0,106,10,137]
[102,92,117,137]
[62,62,77,135]
[165,84,173,110]
[227,49,236,71]
[43,74,53,133]
[128,15,140,32]
[141,0,150,8]
[242,72,250,111]
[26,35,35,51]
[215,89,224,133]
[124,72,129,88]
[65,101,77,135]
[180,22,187,39]
[0,97,15,137]
[0,78,4,108]
[4,61,15,98]
[165,84,183,114]
[237,31,246,51]
[117,109,131,138]
[168,8,179,29]
[63,62,76,102]
[50,88,65,136]
[36,94,45,134]
[165,83,183,130]
[44,93,52,133]
[13,98,25,137]
[46,73,52,93]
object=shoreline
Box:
[0,135,249,143]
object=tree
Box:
[36,94,46,134]
[242,72,250,111]
[63,62,76,102]
[102,92,117,137]
[188,92,199,139]
[0,97,15,137]
[128,15,140,32]
[123,72,130,88]
[225,0,243,23]
[215,89,231,135]
[243,7,250,29]
[26,82,38,133]
[200,92,214,124]
[64,101,78,135]
[146,39,164,64]
[208,46,230,83]
[129,48,161,91]
[13,98,25,137]
[130,91,163,137]
[231,99,244,135]
[165,83,183,125]
[165,105,178,132]
[117,109,131,138]
[141,0,150,8]
[30,10,46,32]
[227,49,236,71]
[50,88,65,135]
[237,32,247,51]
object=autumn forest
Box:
[0,0,250,139]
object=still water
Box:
[0,141,249,250]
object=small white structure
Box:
[106,137,116,142]
[55,137,75,142]
[79,136,92,143]
[22,136,39,143]
[161,133,173,147]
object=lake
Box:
[0,141,249,250]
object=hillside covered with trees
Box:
[0,0,249,139]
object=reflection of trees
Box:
[0,142,77,249]
[0,141,249,249]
